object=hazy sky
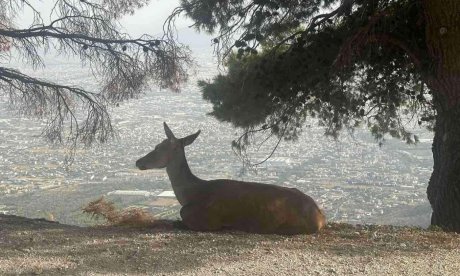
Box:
[120,0,189,36]
[120,0,213,46]
[18,0,212,46]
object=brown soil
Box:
[1,214,459,275]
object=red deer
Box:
[136,122,326,234]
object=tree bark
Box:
[428,97,460,231]
[424,0,460,231]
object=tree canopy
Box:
[0,0,191,154]
[169,0,433,154]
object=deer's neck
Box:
[166,150,203,205]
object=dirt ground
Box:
[1,214,460,275]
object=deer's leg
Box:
[275,203,326,235]
[180,204,222,231]
[274,212,310,235]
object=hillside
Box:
[0,214,459,275]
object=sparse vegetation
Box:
[82,196,156,227]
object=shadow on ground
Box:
[1,215,459,275]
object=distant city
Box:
[0,48,433,227]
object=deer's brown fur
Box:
[136,123,326,234]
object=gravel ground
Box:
[1,214,459,275]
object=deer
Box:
[135,122,326,234]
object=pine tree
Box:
[168,0,460,231]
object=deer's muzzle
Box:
[136,160,147,170]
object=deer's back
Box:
[186,179,324,233]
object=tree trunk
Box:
[428,97,460,231]
[424,0,460,231]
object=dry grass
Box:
[82,197,156,227]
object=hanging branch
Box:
[0,0,193,160]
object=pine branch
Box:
[0,66,113,147]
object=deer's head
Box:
[135,122,201,170]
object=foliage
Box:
[0,0,192,158]
[169,0,436,164]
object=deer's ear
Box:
[164,122,176,140]
[182,130,201,146]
